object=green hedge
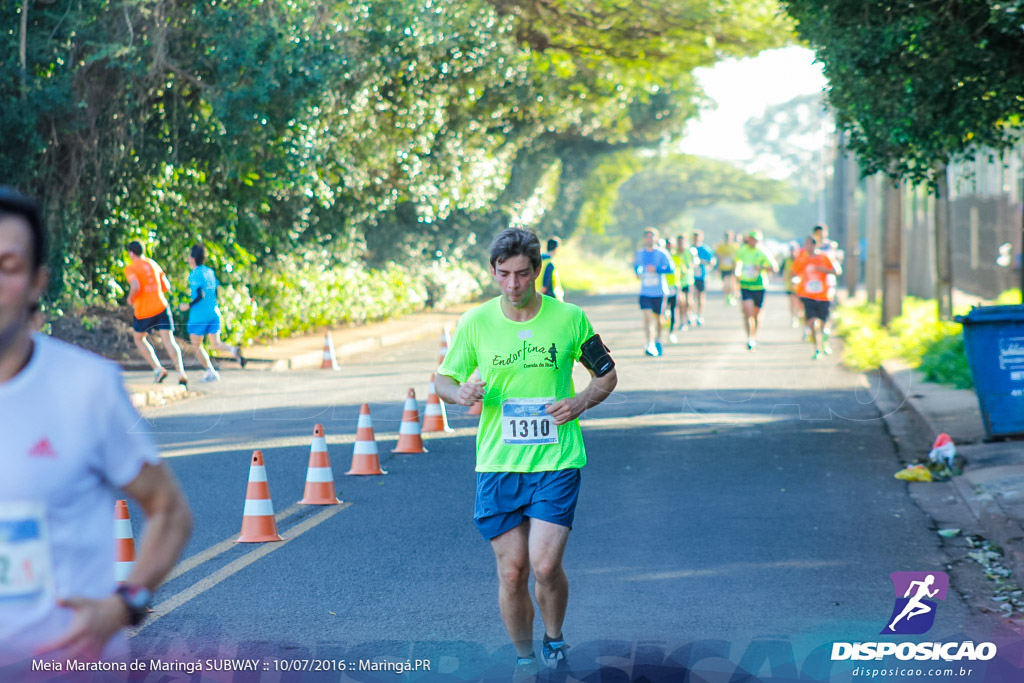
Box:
[835,289,1022,389]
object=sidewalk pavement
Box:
[121,305,472,409]
[880,359,1024,589]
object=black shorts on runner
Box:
[693,278,706,293]
[639,295,664,315]
[741,288,766,309]
[133,308,174,333]
[801,297,831,322]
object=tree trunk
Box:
[934,164,954,319]
[19,0,30,94]
[882,177,904,325]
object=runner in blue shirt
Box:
[179,244,247,382]
[690,230,717,326]
[634,228,673,357]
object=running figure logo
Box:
[881,571,949,635]
[548,343,558,370]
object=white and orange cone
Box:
[468,369,483,416]
[422,373,453,433]
[114,499,136,584]
[346,404,387,475]
[300,424,342,505]
[437,328,450,368]
[237,450,284,543]
[322,333,340,370]
[393,389,427,453]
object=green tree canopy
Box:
[576,152,792,249]
[3,0,793,307]
[783,1,1024,185]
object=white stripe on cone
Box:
[243,498,275,517]
[247,466,268,483]
[399,422,420,435]
[354,441,379,455]
[305,467,334,483]
[114,519,133,538]
[115,562,133,583]
[310,437,328,452]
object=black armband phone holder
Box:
[580,334,615,377]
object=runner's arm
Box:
[40,463,192,658]
[126,278,139,305]
[435,372,485,407]
[545,368,617,426]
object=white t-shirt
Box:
[0,334,159,663]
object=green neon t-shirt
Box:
[736,244,777,290]
[438,296,596,473]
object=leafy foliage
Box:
[4,0,792,336]
[783,1,1024,185]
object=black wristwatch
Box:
[114,584,153,626]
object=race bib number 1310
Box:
[501,398,558,445]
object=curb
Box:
[128,383,191,409]
[951,473,1024,593]
[878,360,1024,590]
[266,321,452,371]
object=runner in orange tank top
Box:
[794,234,841,360]
[124,241,187,385]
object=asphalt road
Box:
[125,290,1008,682]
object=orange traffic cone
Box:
[346,404,387,475]
[393,389,427,453]
[237,450,284,542]
[299,424,342,505]
[422,373,453,433]
[468,369,483,416]
[114,499,136,584]
[437,328,450,367]
[322,333,340,370]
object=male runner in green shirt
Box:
[735,230,778,351]
[435,228,618,681]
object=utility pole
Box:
[845,153,859,297]
[934,164,954,319]
[831,132,847,289]
[865,174,882,302]
[882,176,904,325]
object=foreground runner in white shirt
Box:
[0,188,192,671]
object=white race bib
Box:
[806,279,825,294]
[501,398,558,446]
[0,502,54,604]
[742,264,759,280]
[641,272,661,288]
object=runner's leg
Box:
[158,328,187,379]
[133,331,161,371]
[528,518,571,641]
[189,333,214,371]
[491,522,535,658]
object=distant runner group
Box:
[634,224,842,357]
[124,241,246,387]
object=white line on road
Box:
[129,502,351,635]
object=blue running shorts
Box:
[187,318,221,337]
[474,469,582,540]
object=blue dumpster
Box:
[955,305,1024,440]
